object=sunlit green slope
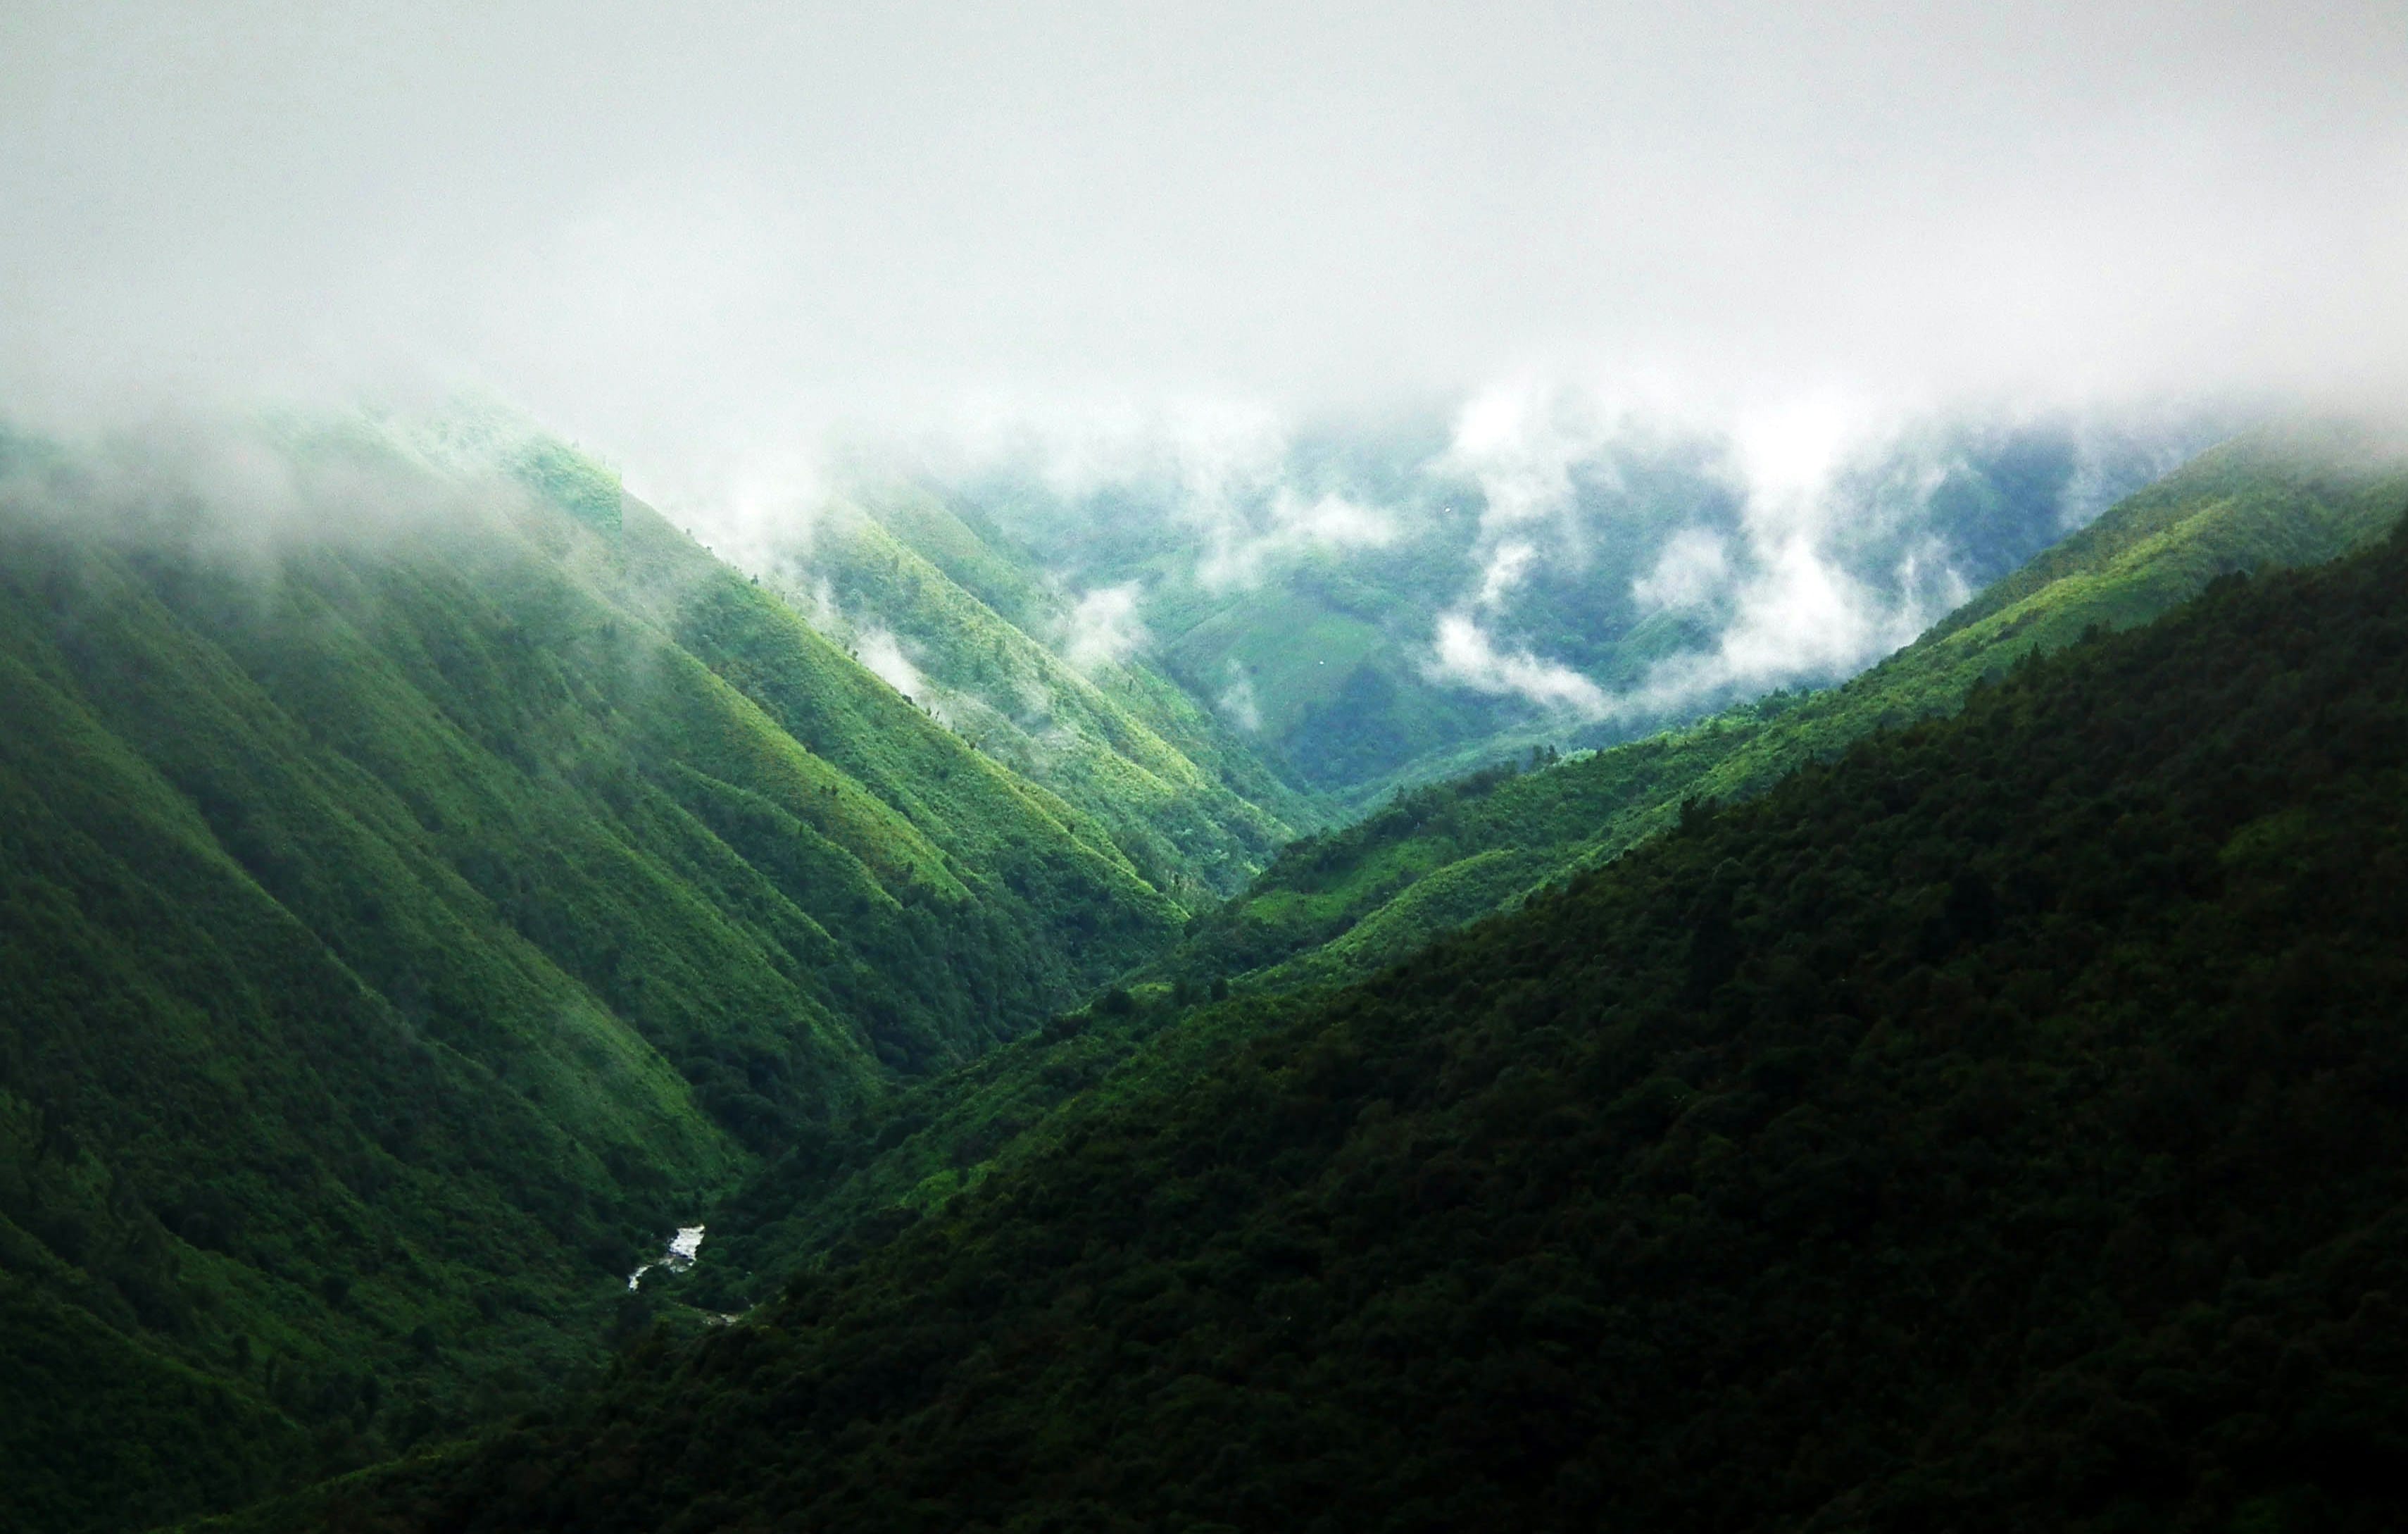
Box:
[767,488,1315,900]
[1157,426,2408,997]
[0,423,1198,1531]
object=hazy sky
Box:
[3,0,2404,485]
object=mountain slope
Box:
[1159,427,2408,997]
[760,491,1310,903]
[954,415,2204,797]
[0,422,1218,1532]
[634,423,2408,1309]
[230,504,2408,1534]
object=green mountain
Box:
[759,487,1315,900]
[564,428,2408,1316]
[0,420,1293,1533]
[1155,427,2408,999]
[224,497,2408,1533]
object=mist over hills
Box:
[732,404,2212,806]
[1,392,2402,1534]
[1,402,2402,1531]
[648,420,2408,1310]
[6,5,2407,1530]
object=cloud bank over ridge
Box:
[1,1,2392,754]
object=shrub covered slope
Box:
[243,501,2408,1529]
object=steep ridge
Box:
[230,506,2408,1533]
[0,423,1258,1531]
[763,489,1312,903]
[1158,427,2408,997]
[854,488,1316,845]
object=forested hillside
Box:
[232,501,2408,1533]
[580,427,2408,1314]
[0,420,1289,1533]
[760,488,1314,900]
[1158,428,2408,997]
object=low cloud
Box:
[1443,385,1610,534]
[1060,582,1149,673]
[1407,389,2202,733]
[1632,527,1732,613]
[1473,540,1541,610]
[1614,537,1937,720]
[1196,488,1400,590]
[0,405,591,568]
[1441,385,1619,610]
[855,628,930,707]
[1215,662,1264,733]
[1426,612,1610,720]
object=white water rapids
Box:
[626,1224,705,1291]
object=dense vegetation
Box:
[234,506,2408,1531]
[1159,429,2408,998]
[557,432,2408,1323]
[6,413,2396,1530]
[0,420,1296,1532]
[226,501,2408,1530]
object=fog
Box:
[6,2,2402,451]
[4,1,2402,742]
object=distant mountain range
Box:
[915,411,2209,799]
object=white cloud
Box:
[1730,393,1874,520]
[1426,611,1609,720]
[1060,582,1149,673]
[1196,487,1403,590]
[1632,527,1731,613]
[1710,536,1895,683]
[1473,539,1541,609]
[1273,488,1396,553]
[855,628,929,705]
[1215,662,1263,733]
[1444,386,1603,532]
[1602,525,1967,725]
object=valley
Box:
[6,8,2400,1530]
[0,413,2402,1533]
[199,437,2408,1534]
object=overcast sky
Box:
[3,0,2403,487]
